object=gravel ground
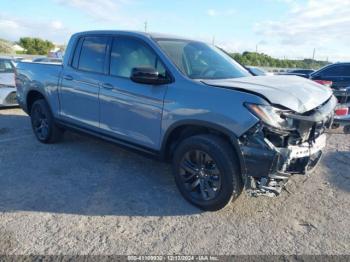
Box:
[0,108,349,255]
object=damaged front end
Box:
[239,95,337,197]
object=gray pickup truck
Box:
[16,31,337,211]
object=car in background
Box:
[288,69,315,76]
[246,66,274,76]
[0,58,17,107]
[311,63,350,111]
[310,63,350,89]
[310,63,350,128]
[32,57,63,64]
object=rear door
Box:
[99,36,169,149]
[59,36,109,128]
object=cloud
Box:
[55,0,139,27]
[207,9,219,17]
[206,8,236,17]
[0,14,71,43]
[51,20,64,30]
[254,0,350,60]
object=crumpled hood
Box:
[202,75,333,113]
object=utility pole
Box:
[256,44,258,53]
[144,21,148,32]
[212,36,215,45]
[312,48,316,60]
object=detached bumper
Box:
[241,133,326,179]
[0,87,18,107]
[239,126,328,197]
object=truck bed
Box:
[16,61,63,115]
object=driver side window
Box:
[110,37,167,78]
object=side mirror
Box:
[130,67,170,85]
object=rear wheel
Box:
[172,134,243,211]
[30,99,64,143]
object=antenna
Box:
[144,21,148,32]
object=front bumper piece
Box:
[0,87,18,107]
[240,132,326,197]
[238,96,335,197]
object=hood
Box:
[202,75,333,113]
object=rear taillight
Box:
[313,79,333,87]
[335,107,349,116]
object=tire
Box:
[172,134,243,211]
[30,99,64,143]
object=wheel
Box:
[172,134,243,211]
[30,99,64,143]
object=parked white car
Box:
[0,58,17,107]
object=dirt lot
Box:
[0,108,349,255]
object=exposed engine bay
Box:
[239,95,337,197]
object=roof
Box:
[74,30,195,41]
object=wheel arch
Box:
[160,120,246,176]
[26,90,47,115]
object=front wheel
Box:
[30,99,64,143]
[172,134,243,211]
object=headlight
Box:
[245,103,295,131]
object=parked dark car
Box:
[289,69,315,75]
[310,63,350,90]
[311,63,350,112]
[310,63,350,128]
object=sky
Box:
[0,0,349,62]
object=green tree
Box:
[19,37,54,55]
[227,51,329,69]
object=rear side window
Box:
[75,36,108,74]
[110,37,167,78]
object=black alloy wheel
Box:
[179,150,221,201]
[30,99,64,143]
[173,134,243,211]
[32,102,50,140]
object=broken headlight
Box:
[246,103,295,131]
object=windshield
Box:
[0,59,14,73]
[156,39,251,80]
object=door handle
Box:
[101,83,114,90]
[63,75,73,81]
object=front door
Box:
[99,36,169,149]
